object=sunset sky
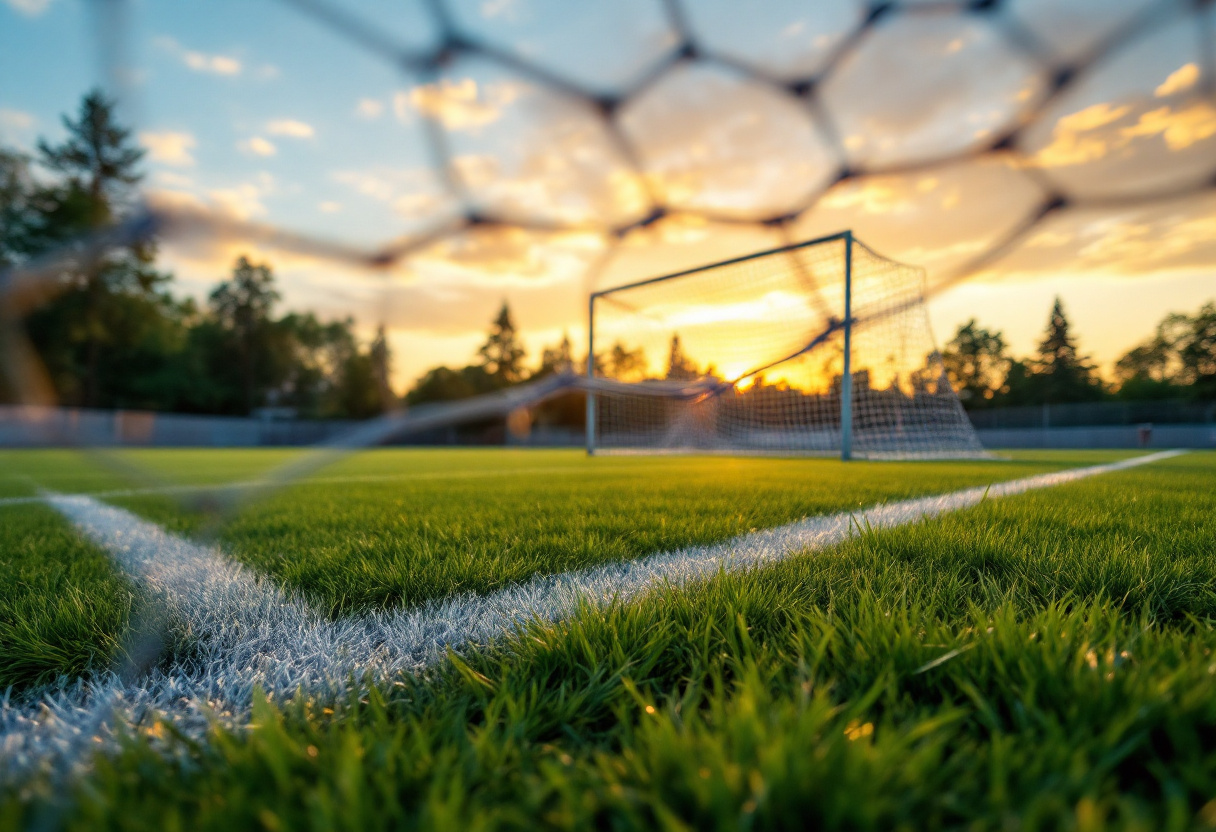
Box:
[2,0,1214,391]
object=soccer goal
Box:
[586,231,986,460]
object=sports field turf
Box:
[0,448,1099,690]
[0,505,136,689]
[106,449,1100,614]
[2,448,1214,829]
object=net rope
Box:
[1,0,1213,470]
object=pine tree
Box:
[23,90,166,407]
[665,334,699,381]
[537,333,574,377]
[478,302,526,384]
[38,90,144,219]
[1029,297,1104,404]
[369,324,396,410]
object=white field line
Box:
[0,449,1185,783]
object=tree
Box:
[665,334,699,381]
[940,319,1009,406]
[1178,302,1216,399]
[39,90,143,214]
[0,149,33,269]
[1022,298,1105,404]
[608,341,647,381]
[407,366,477,404]
[368,325,396,411]
[477,302,526,384]
[18,90,167,407]
[209,257,281,412]
[535,333,575,378]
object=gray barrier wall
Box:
[0,406,357,448]
[968,400,1216,429]
[975,424,1216,450]
[5,406,1214,451]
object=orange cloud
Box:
[266,119,315,139]
[140,130,197,166]
[239,136,277,157]
[1155,63,1200,98]
[406,78,523,129]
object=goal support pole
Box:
[840,232,853,462]
[586,292,596,456]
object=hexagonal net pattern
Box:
[3,0,1214,460]
[591,233,985,458]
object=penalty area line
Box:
[0,449,1186,784]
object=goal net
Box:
[588,232,986,460]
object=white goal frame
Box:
[586,230,983,461]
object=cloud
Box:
[978,193,1216,282]
[355,98,384,119]
[140,130,197,166]
[4,0,52,16]
[155,171,195,188]
[0,108,35,143]
[1156,63,1199,98]
[406,78,523,129]
[239,136,277,157]
[331,167,453,220]
[266,119,314,139]
[318,201,342,214]
[156,36,242,76]
[1120,103,1216,152]
[1030,100,1216,168]
[185,52,241,75]
[409,226,604,288]
[208,184,268,220]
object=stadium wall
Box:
[4,405,1214,450]
[974,424,1216,450]
[0,406,357,448]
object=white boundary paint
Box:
[0,449,1186,782]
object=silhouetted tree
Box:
[1021,298,1105,404]
[209,257,280,412]
[539,333,574,374]
[1178,302,1216,399]
[665,334,698,381]
[478,302,526,384]
[369,325,395,411]
[941,319,1009,406]
[607,341,647,381]
[20,90,168,407]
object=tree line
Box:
[941,297,1216,409]
[4,92,1212,420]
[1,92,393,418]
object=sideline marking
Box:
[0,449,1186,783]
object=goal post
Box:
[585,231,986,460]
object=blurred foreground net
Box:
[2,0,1214,473]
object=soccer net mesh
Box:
[590,233,985,458]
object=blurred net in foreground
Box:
[591,232,985,459]
[2,0,1214,470]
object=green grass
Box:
[3,451,1213,829]
[0,448,301,499]
[105,449,1106,615]
[0,505,137,690]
